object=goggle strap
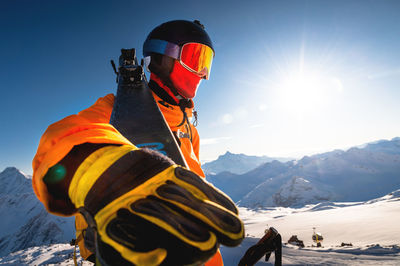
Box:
[143,39,180,59]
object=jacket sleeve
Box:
[32,94,134,216]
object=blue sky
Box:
[1,0,400,174]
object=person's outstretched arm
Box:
[32,94,244,265]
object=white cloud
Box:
[235,108,248,119]
[221,113,234,124]
[201,136,232,145]
[219,109,248,125]
[250,124,264,128]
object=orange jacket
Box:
[32,92,222,265]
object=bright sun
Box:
[275,68,342,117]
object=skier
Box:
[32,20,244,265]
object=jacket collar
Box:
[151,89,194,131]
[149,74,180,105]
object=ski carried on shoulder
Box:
[110,48,188,168]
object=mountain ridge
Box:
[202,151,293,175]
[209,137,400,208]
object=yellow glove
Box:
[67,144,244,265]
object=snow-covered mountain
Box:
[207,160,292,202]
[265,176,332,208]
[202,151,292,175]
[210,138,400,208]
[0,167,75,257]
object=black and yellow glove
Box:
[67,144,244,265]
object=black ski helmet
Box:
[143,20,214,57]
[143,20,214,89]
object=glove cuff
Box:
[68,145,137,209]
[69,145,175,214]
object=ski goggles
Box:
[143,39,214,79]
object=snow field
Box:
[219,195,400,265]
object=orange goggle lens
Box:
[180,43,214,79]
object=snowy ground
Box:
[1,242,398,266]
[221,192,400,265]
[222,239,400,265]
[1,192,399,265]
[240,199,400,247]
